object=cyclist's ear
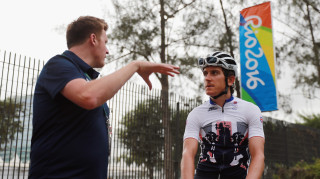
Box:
[227,75,236,86]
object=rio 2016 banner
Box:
[239,1,278,112]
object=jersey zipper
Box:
[222,100,226,113]
[222,100,226,164]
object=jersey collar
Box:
[209,95,234,105]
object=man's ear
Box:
[89,33,97,45]
[228,75,236,86]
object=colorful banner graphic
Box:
[239,1,278,112]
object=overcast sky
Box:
[0,0,113,60]
[0,0,319,122]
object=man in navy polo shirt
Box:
[29,16,179,179]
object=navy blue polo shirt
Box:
[29,50,109,179]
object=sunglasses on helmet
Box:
[198,57,221,67]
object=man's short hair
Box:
[66,16,108,49]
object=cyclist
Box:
[180,51,265,179]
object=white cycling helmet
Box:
[198,51,238,77]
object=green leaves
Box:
[0,99,24,150]
[297,113,320,129]
[274,158,320,179]
[118,98,192,177]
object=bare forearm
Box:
[246,155,265,179]
[75,61,140,109]
[91,61,139,102]
[181,155,195,179]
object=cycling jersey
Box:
[183,96,264,177]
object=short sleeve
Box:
[183,109,201,141]
[247,104,265,139]
[38,56,84,99]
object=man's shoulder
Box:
[195,100,211,109]
[189,101,210,114]
[45,54,75,66]
[42,54,82,75]
[37,54,84,85]
[233,97,258,107]
[231,97,261,114]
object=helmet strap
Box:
[211,85,228,99]
[211,71,229,99]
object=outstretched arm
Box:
[246,136,265,179]
[181,138,198,179]
[61,61,179,109]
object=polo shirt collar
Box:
[62,50,100,79]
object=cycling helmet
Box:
[198,51,238,77]
[198,51,238,99]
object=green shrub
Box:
[273,158,320,179]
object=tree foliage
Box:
[109,0,249,97]
[273,158,320,179]
[0,99,24,150]
[297,113,320,129]
[119,98,163,177]
[119,98,191,178]
[276,0,320,98]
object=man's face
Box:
[92,30,109,68]
[203,66,226,97]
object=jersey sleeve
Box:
[183,109,201,141]
[247,104,265,139]
[38,56,84,99]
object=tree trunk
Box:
[219,0,241,97]
[149,166,154,179]
[160,0,172,178]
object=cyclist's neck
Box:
[210,93,232,107]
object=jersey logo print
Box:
[199,121,249,170]
[231,101,238,110]
[208,106,218,111]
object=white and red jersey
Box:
[183,96,264,172]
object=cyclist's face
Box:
[203,66,226,96]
